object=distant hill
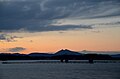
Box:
[81,50,120,54]
[111,54,120,58]
[28,53,53,57]
[55,49,82,56]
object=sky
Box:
[0,0,120,54]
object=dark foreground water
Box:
[0,61,120,79]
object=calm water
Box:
[0,61,120,79]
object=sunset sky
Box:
[0,0,120,54]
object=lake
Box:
[0,60,120,79]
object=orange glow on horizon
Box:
[0,27,120,54]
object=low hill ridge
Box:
[55,49,81,55]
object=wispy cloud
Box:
[8,47,26,52]
[96,21,120,26]
[0,33,22,42]
[26,24,93,32]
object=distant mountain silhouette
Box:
[0,49,120,60]
[111,54,120,59]
[28,53,53,57]
[55,49,81,56]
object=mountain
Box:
[28,53,53,57]
[55,49,81,56]
[81,50,120,54]
[111,54,120,58]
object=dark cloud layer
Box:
[0,0,120,32]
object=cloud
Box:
[26,24,93,32]
[97,21,120,26]
[0,33,22,42]
[8,47,26,52]
[0,0,120,32]
[91,30,101,33]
